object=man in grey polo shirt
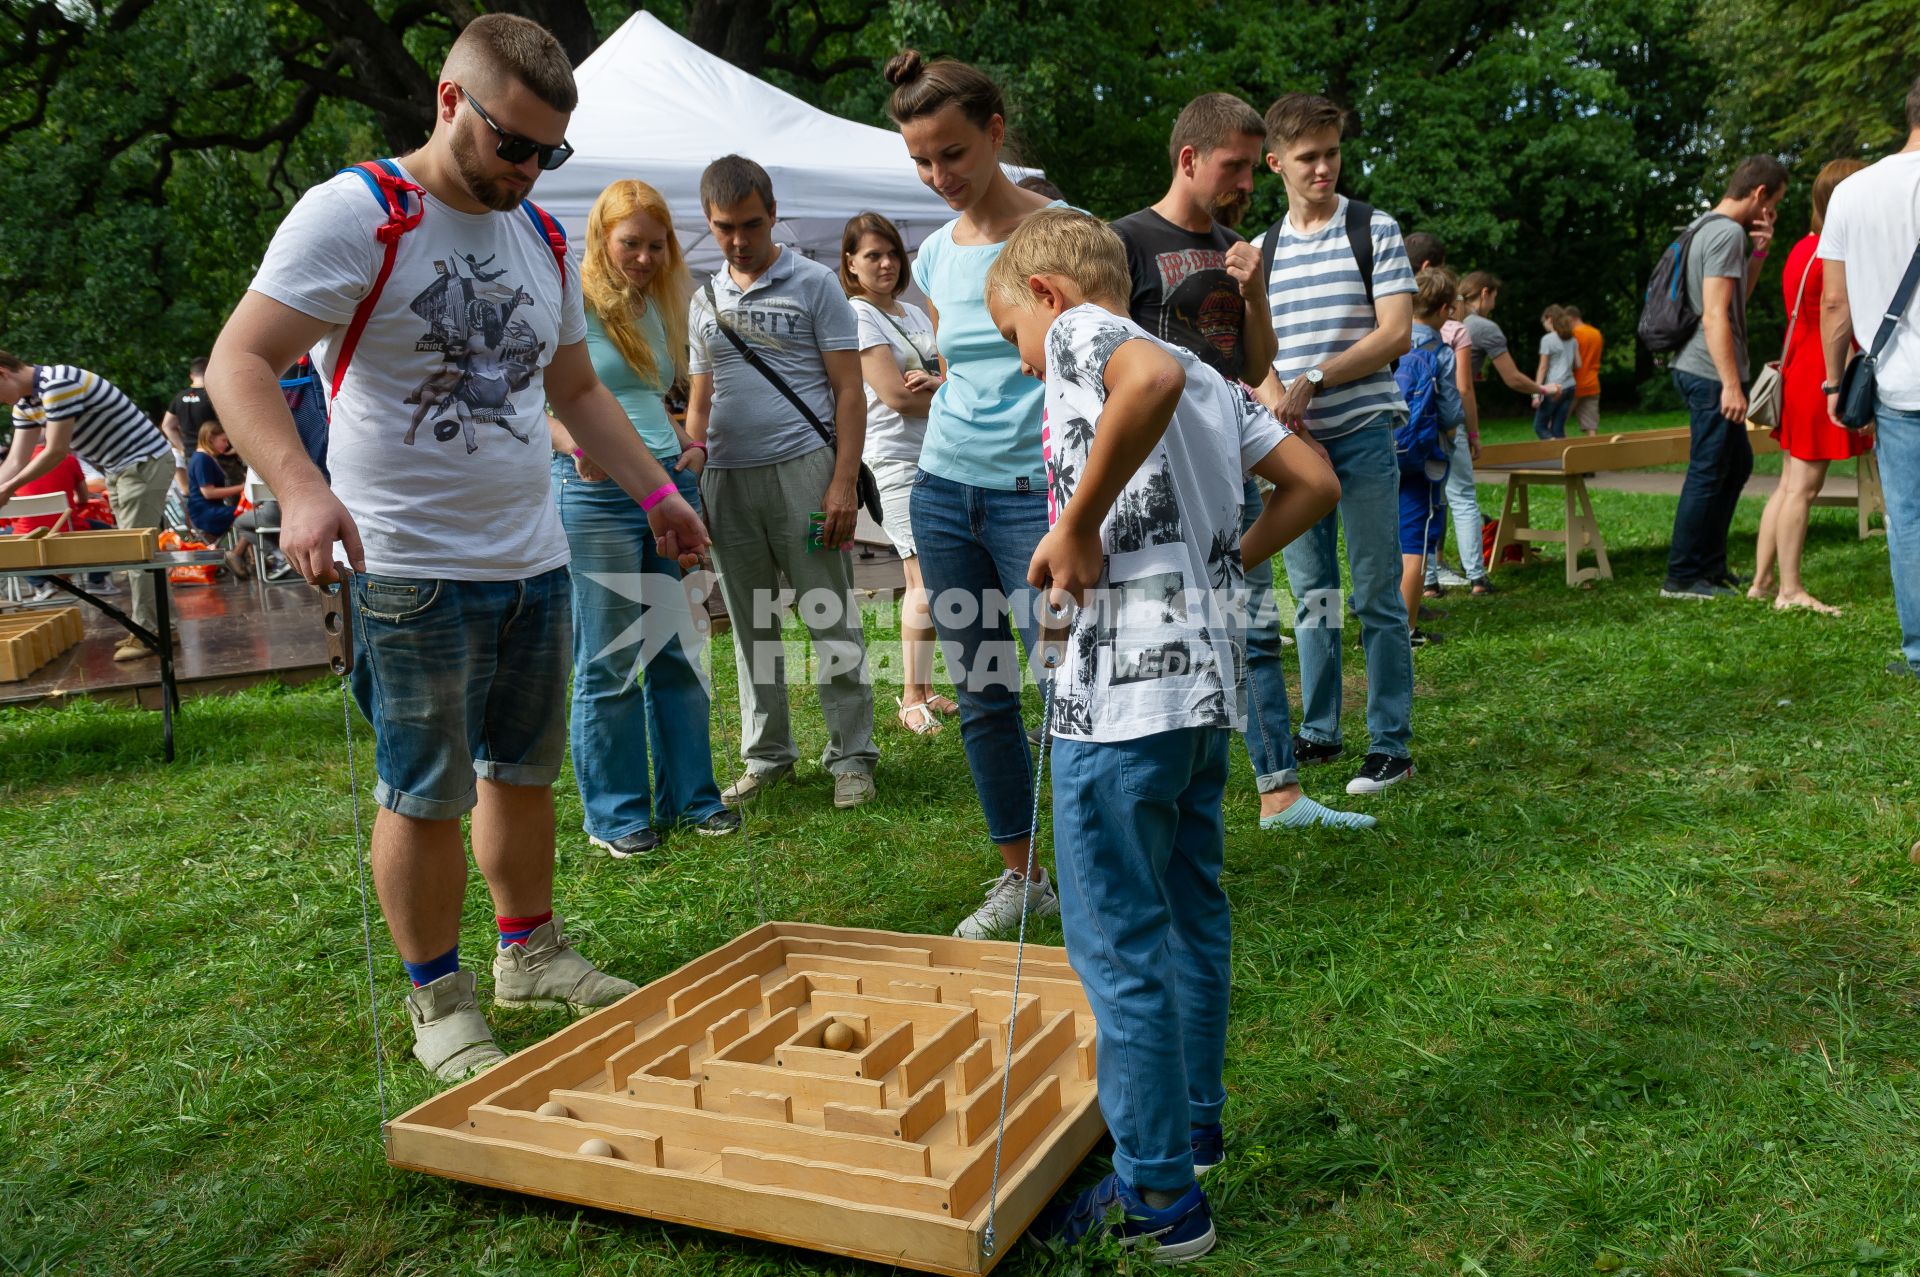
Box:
[687,154,877,809]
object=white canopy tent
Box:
[537,12,1031,274]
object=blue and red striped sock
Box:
[402,945,460,988]
[497,910,552,949]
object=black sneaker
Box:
[1346,753,1414,794]
[589,829,662,859]
[693,809,741,836]
[1292,734,1343,767]
[1409,628,1444,648]
[1659,580,1732,601]
[1714,570,1752,589]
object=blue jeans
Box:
[1239,477,1298,791]
[552,457,725,839]
[1052,727,1230,1193]
[1876,405,1920,673]
[1280,420,1414,758]
[909,469,1048,844]
[1532,391,1575,439]
[1426,427,1486,584]
[349,567,571,820]
[1666,369,1754,586]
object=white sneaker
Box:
[404,969,506,1082]
[953,869,1060,939]
[1435,566,1471,589]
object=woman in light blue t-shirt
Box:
[886,49,1064,940]
[547,180,732,855]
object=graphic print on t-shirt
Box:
[1149,247,1244,365]
[402,251,547,454]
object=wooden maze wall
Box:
[388,923,1106,1275]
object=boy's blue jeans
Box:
[1051,726,1231,1193]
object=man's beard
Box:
[1209,191,1250,229]
[450,126,527,212]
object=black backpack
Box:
[1638,212,1734,353]
[1258,198,1377,307]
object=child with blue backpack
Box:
[1397,267,1466,648]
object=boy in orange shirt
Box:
[1567,306,1603,435]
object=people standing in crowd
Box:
[1401,234,1487,598]
[1112,91,1371,831]
[184,421,259,578]
[984,208,1340,1261]
[1660,155,1789,601]
[1253,91,1418,796]
[1566,306,1604,435]
[158,356,211,490]
[1531,305,1581,440]
[1459,272,1563,407]
[885,50,1066,936]
[687,155,878,810]
[840,210,955,736]
[207,14,709,1081]
[1819,82,1920,680]
[549,179,735,858]
[1400,268,1466,646]
[1748,159,1871,615]
[0,352,177,661]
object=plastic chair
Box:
[1,492,71,604]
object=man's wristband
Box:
[571,448,584,459]
[1750,248,1769,260]
[683,442,707,453]
[640,481,680,511]
[1821,382,1840,395]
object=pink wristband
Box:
[640,482,680,511]
[571,448,584,458]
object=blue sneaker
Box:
[1190,1124,1223,1177]
[1028,1173,1215,1263]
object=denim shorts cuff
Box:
[990,827,1036,847]
[475,760,562,788]
[375,779,476,821]
[1255,768,1300,793]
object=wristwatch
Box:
[1303,367,1324,392]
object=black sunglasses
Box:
[461,88,573,171]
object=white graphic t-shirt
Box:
[851,297,938,463]
[248,162,586,580]
[1041,304,1287,743]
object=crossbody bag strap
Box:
[859,299,926,372]
[1864,238,1920,363]
[1777,248,1815,365]
[703,283,836,447]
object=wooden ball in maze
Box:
[387,923,1105,1274]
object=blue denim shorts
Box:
[348,567,571,819]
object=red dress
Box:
[1776,233,1871,461]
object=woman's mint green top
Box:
[584,304,678,458]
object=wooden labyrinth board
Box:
[388,923,1106,1274]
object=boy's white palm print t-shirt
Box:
[1040,303,1287,744]
[249,161,586,580]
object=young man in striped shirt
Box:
[1252,93,1418,794]
[0,353,176,661]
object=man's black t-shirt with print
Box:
[168,386,216,438]
[1111,208,1248,384]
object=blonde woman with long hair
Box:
[549,180,735,855]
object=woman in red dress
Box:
[1751,157,1871,614]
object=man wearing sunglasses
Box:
[207,14,709,1084]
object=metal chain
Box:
[341,670,390,1127]
[980,650,1059,1259]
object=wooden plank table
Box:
[1475,426,1884,588]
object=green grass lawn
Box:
[3,483,1916,1276]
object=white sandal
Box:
[897,698,942,735]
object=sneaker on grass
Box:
[1346,752,1414,794]
[589,829,660,859]
[720,766,789,807]
[693,809,741,836]
[1028,1173,1216,1264]
[492,917,636,1013]
[405,969,505,1082]
[1660,580,1733,601]
[1291,734,1343,767]
[953,868,1058,939]
[832,772,876,809]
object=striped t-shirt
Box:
[12,365,169,474]
[1263,197,1416,438]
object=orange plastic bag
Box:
[162,530,219,585]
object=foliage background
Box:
[0,0,1915,417]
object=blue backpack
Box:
[1393,330,1449,477]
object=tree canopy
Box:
[0,0,1909,414]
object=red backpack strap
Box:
[521,200,569,285]
[331,160,426,399]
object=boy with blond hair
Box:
[984,207,1339,1260]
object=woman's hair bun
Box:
[883,49,925,88]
